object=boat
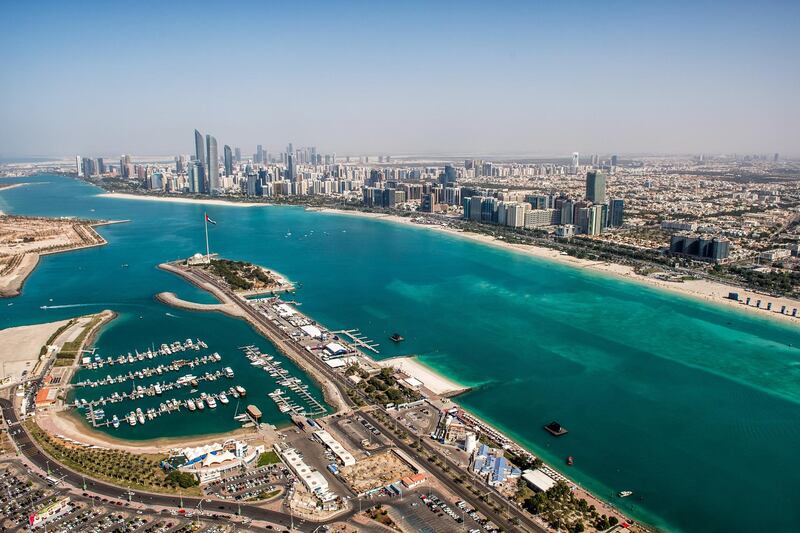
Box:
[618,491,633,498]
[390,333,404,343]
[136,408,145,425]
[207,397,217,408]
[219,392,229,405]
[128,413,137,426]
[112,415,120,428]
[187,399,196,411]
[224,367,234,378]
[190,379,199,388]
[544,421,568,436]
[196,399,205,410]
[566,456,574,466]
[235,385,247,397]
[154,384,162,395]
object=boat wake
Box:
[40,303,98,310]
[165,312,180,318]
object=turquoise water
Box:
[1,175,799,532]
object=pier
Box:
[241,345,327,417]
[332,329,380,354]
[74,353,222,388]
[80,338,207,369]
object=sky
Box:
[1,0,798,158]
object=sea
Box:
[1,174,799,532]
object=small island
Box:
[0,215,123,297]
[195,256,293,295]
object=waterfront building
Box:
[420,193,437,213]
[75,155,82,177]
[206,134,219,192]
[194,129,206,170]
[223,144,233,177]
[586,170,606,204]
[524,208,560,229]
[188,160,204,193]
[669,234,731,262]
[471,444,522,486]
[587,204,607,235]
[608,198,624,227]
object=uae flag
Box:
[205,213,217,225]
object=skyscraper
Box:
[234,147,242,162]
[206,134,219,192]
[608,198,624,227]
[585,170,606,204]
[194,130,206,169]
[610,154,618,167]
[75,156,82,177]
[223,145,233,177]
[572,152,580,174]
[286,153,297,182]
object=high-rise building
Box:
[194,130,206,170]
[96,158,105,174]
[206,134,219,192]
[610,154,618,167]
[608,198,624,227]
[420,193,437,213]
[585,171,606,204]
[572,152,580,174]
[235,147,242,162]
[119,154,131,178]
[587,204,607,235]
[188,161,203,193]
[223,145,233,177]
[75,156,83,177]
[286,153,297,182]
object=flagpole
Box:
[204,212,210,261]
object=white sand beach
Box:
[97,192,271,207]
[377,356,468,396]
[314,208,800,326]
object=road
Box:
[0,396,350,532]
[180,265,546,533]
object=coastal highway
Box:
[0,397,342,532]
[169,264,546,533]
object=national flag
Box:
[205,213,217,225]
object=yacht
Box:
[187,399,196,412]
[112,415,120,428]
[235,385,247,397]
[218,392,229,405]
[224,367,234,378]
[136,408,145,425]
[196,399,205,410]
[154,384,162,395]
[128,413,137,426]
[207,396,217,408]
[618,491,633,498]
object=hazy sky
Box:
[1,0,798,158]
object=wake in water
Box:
[40,303,97,309]
[165,312,180,318]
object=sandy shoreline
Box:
[98,192,271,207]
[0,318,71,387]
[376,356,469,397]
[313,208,800,326]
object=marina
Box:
[80,338,207,369]
[74,352,223,387]
[241,345,327,417]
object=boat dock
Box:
[74,353,222,388]
[82,385,245,429]
[332,329,380,354]
[80,338,208,369]
[241,345,327,417]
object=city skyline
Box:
[1,0,799,158]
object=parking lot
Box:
[387,490,490,533]
[394,405,437,436]
[204,463,290,502]
[0,460,258,533]
[331,415,388,455]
